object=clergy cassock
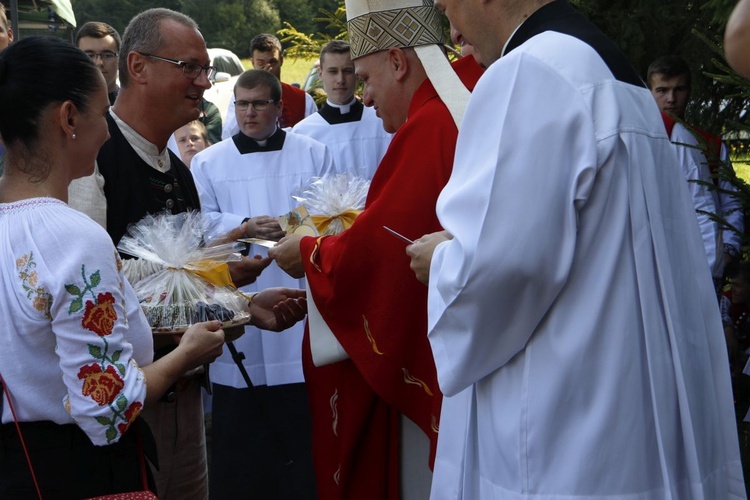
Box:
[427,1,745,499]
[292,99,393,180]
[191,128,335,388]
[297,55,483,500]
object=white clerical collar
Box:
[110,110,171,173]
[326,97,357,115]
[501,22,525,58]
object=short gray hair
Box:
[119,8,199,87]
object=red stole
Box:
[280,82,309,128]
[299,57,484,499]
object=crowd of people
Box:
[2,0,750,498]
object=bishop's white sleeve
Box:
[427,54,599,397]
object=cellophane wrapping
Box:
[117,211,251,333]
[293,173,370,235]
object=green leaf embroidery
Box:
[116,394,127,411]
[111,351,121,362]
[69,297,83,314]
[90,271,101,288]
[115,363,126,376]
[65,284,81,296]
[95,416,112,426]
[88,345,103,358]
[106,427,117,443]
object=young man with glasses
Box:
[68,9,297,499]
[191,69,335,500]
[222,33,318,139]
[75,21,122,105]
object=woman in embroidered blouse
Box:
[0,36,227,498]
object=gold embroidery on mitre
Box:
[363,315,384,355]
[402,368,433,397]
[330,389,339,437]
[347,3,445,60]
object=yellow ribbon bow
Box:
[311,209,362,235]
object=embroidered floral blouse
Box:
[0,198,152,445]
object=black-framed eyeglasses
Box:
[84,50,118,61]
[140,53,217,80]
[235,99,277,112]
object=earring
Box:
[72,133,77,140]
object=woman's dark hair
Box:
[0,35,101,149]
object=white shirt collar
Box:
[326,96,357,115]
[110,110,172,173]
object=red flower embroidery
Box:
[117,402,143,435]
[78,364,124,406]
[82,292,118,336]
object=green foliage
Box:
[278,1,347,59]
[274,0,316,36]
[70,0,340,56]
[571,0,747,134]
[184,0,280,56]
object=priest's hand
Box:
[268,234,305,279]
[250,287,308,332]
[246,215,285,242]
[406,231,452,285]
[228,254,273,288]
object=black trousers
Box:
[0,418,155,499]
[209,382,317,500]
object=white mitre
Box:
[345,0,471,127]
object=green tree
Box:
[274,0,316,36]
[182,0,280,56]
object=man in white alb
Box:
[191,68,334,499]
[407,0,745,498]
[292,40,392,180]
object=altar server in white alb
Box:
[292,40,392,180]
[406,0,745,498]
[191,69,334,499]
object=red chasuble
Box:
[299,56,483,500]
[280,81,309,129]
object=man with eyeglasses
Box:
[221,33,318,139]
[68,9,297,500]
[191,68,335,500]
[75,21,121,105]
